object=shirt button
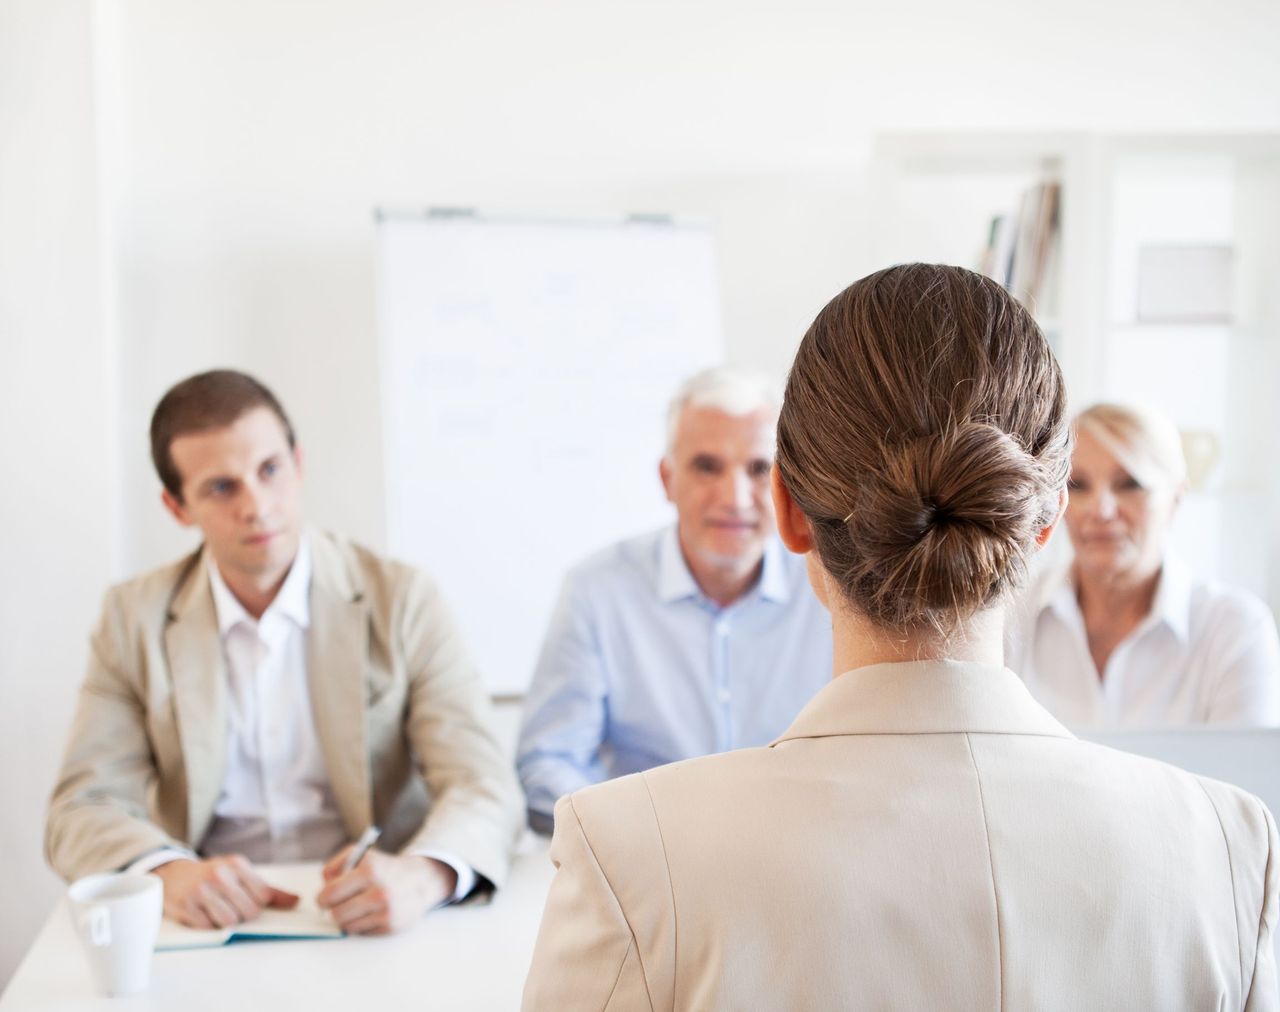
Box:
[718,688,731,702]
[714,620,729,637]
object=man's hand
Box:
[153,855,300,929]
[317,849,458,935]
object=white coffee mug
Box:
[67,873,163,996]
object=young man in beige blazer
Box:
[47,370,522,934]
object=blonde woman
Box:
[1008,403,1280,727]
[523,265,1277,1010]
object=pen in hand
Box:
[341,825,382,875]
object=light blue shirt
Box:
[517,525,833,819]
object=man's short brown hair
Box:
[150,369,296,501]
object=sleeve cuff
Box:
[125,846,198,875]
[411,848,477,906]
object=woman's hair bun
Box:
[842,421,1057,630]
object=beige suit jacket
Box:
[524,660,1279,1010]
[47,530,522,888]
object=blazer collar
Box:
[774,660,1074,743]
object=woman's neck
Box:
[1074,565,1160,627]
[1073,564,1161,678]
[828,603,1005,677]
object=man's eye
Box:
[691,458,719,475]
[748,460,772,479]
[210,481,234,496]
[261,460,279,479]
[1117,476,1144,492]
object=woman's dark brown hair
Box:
[775,264,1070,634]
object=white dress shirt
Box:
[133,537,474,900]
[1007,554,1280,728]
[201,537,346,861]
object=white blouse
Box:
[1006,555,1280,728]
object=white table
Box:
[0,837,554,1011]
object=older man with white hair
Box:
[517,367,832,831]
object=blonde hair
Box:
[1073,402,1187,492]
[776,264,1070,635]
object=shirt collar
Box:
[1043,569,1084,632]
[655,525,792,605]
[1040,554,1191,644]
[757,536,792,603]
[656,525,699,603]
[1149,555,1193,642]
[206,534,312,635]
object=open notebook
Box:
[155,863,342,951]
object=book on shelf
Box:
[978,181,1060,314]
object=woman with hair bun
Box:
[523,264,1277,1011]
[1008,401,1280,728]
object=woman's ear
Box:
[1034,486,1069,548]
[771,466,815,553]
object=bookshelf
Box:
[868,133,1280,613]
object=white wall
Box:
[4,0,1280,987]
[109,0,1280,575]
[0,0,114,987]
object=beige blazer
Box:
[524,660,1279,1010]
[46,530,522,888]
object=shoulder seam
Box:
[602,938,637,1010]
[569,795,657,1012]
[641,774,677,1010]
[1243,792,1273,1009]
[1194,777,1245,1001]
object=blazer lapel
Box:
[307,535,372,840]
[163,552,228,846]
